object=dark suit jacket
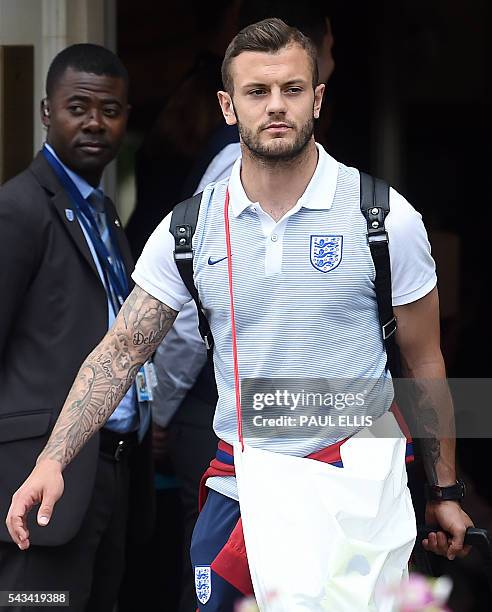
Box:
[0,152,153,545]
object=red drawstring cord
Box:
[224,189,244,451]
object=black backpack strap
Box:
[170,192,213,350]
[360,172,397,362]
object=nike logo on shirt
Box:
[208,256,228,266]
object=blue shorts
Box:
[191,489,250,611]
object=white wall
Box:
[0,0,44,151]
[0,0,116,190]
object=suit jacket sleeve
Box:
[0,193,43,357]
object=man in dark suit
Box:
[0,44,153,611]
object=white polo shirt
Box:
[133,144,437,500]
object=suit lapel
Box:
[30,152,101,280]
[52,190,101,278]
[30,152,134,291]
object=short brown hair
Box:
[221,18,319,94]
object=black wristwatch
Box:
[425,480,466,502]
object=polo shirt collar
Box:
[228,142,339,218]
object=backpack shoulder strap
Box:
[359,172,397,362]
[170,178,397,359]
[170,192,213,350]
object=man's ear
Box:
[40,98,50,127]
[313,84,325,119]
[217,91,237,126]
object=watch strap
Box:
[425,480,466,502]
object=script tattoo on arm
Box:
[38,286,177,469]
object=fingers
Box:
[7,488,59,549]
[423,502,475,560]
[6,493,35,549]
[447,525,467,560]
[5,462,64,550]
[422,530,450,557]
[458,544,472,558]
[6,514,30,549]
[35,476,64,528]
[422,526,470,560]
[37,492,58,527]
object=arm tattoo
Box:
[416,385,441,485]
[38,286,177,468]
[405,377,455,486]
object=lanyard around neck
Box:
[42,145,129,310]
[224,189,244,451]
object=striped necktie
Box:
[87,188,121,310]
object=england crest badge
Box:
[310,235,343,273]
[195,565,212,605]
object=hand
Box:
[152,422,169,463]
[5,459,64,550]
[422,500,474,560]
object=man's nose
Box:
[83,108,105,131]
[266,89,287,115]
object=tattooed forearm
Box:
[412,383,441,485]
[38,286,177,469]
[394,291,458,488]
[402,373,456,486]
[420,438,441,486]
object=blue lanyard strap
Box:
[42,146,129,309]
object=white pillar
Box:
[1,0,117,196]
[39,0,68,149]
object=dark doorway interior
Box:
[117,2,492,610]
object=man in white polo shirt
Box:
[7,17,472,612]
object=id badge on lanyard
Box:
[136,361,158,402]
[42,145,157,405]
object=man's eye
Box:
[103,107,119,118]
[68,105,85,115]
[286,87,303,94]
[249,89,266,96]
